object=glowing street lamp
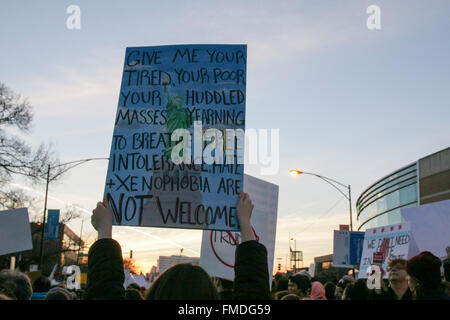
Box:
[289,169,353,231]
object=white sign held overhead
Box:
[0,208,33,256]
[199,174,279,281]
[401,199,450,260]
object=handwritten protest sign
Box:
[0,208,33,256]
[401,199,450,259]
[199,174,279,281]
[358,222,418,279]
[333,230,365,268]
[104,45,246,231]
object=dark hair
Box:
[444,259,450,282]
[125,288,144,300]
[324,281,336,300]
[146,263,219,300]
[45,288,71,300]
[127,283,142,292]
[407,251,442,287]
[337,277,353,289]
[0,270,32,300]
[388,259,407,269]
[275,277,289,292]
[281,293,301,300]
[289,274,311,296]
[407,251,444,300]
[33,276,51,292]
[343,279,369,301]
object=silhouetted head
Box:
[45,287,73,300]
[288,273,311,297]
[324,281,336,300]
[146,263,219,300]
[125,288,144,300]
[0,270,32,300]
[33,276,51,293]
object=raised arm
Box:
[86,198,125,300]
[233,192,270,300]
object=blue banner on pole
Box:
[349,231,365,266]
[45,209,60,240]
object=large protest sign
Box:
[401,199,450,259]
[104,45,247,231]
[0,208,33,256]
[358,222,418,279]
[199,174,279,281]
[333,230,365,268]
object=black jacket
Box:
[86,238,270,300]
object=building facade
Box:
[356,147,450,230]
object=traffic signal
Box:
[278,263,281,271]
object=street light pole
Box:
[38,164,51,270]
[289,170,353,231]
[37,157,109,271]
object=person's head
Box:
[343,279,369,301]
[310,281,326,300]
[146,263,219,300]
[32,276,51,293]
[335,276,354,300]
[275,277,288,292]
[0,270,32,300]
[288,273,311,297]
[324,281,336,300]
[406,251,443,298]
[387,259,408,284]
[127,283,141,292]
[125,288,144,300]
[45,287,72,300]
[280,293,301,300]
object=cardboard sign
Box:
[358,222,417,279]
[104,44,247,231]
[45,209,60,240]
[0,208,33,256]
[401,199,450,259]
[333,230,365,268]
[199,174,279,281]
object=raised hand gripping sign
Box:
[199,174,279,281]
[104,45,246,231]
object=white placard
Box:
[199,174,279,281]
[358,222,417,279]
[0,208,33,256]
[401,199,450,260]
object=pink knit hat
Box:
[310,281,326,300]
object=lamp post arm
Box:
[301,172,350,199]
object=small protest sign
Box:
[104,44,247,231]
[0,208,33,256]
[199,174,279,281]
[358,222,417,279]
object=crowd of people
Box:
[271,252,450,301]
[0,193,449,301]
